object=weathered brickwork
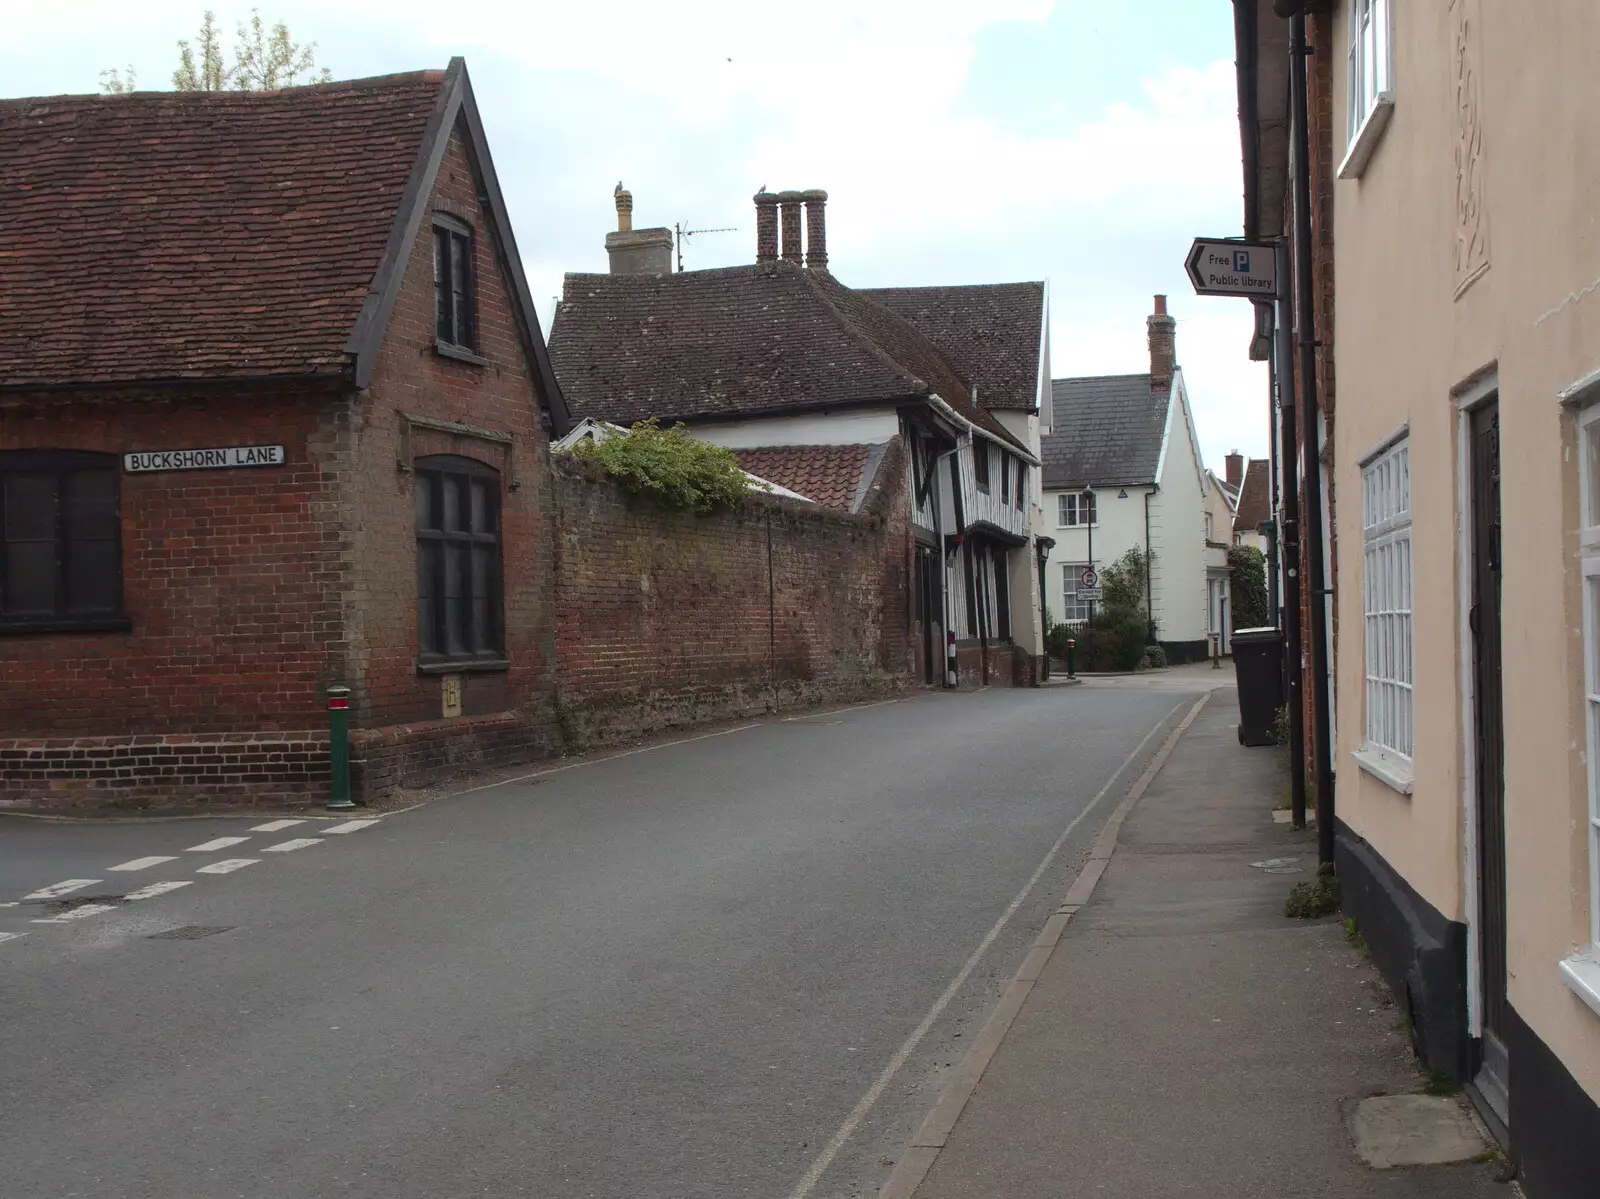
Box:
[550,443,914,746]
[0,384,349,743]
[0,732,329,810]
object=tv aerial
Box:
[674,221,737,272]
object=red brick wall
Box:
[0,386,347,739]
[550,446,914,745]
[345,128,562,787]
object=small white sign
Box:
[123,445,285,473]
[1185,238,1278,298]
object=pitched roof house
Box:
[548,188,1052,688]
[0,61,566,807]
[1036,297,1214,661]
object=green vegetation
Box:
[1285,862,1342,919]
[569,419,751,513]
[1140,644,1167,670]
[101,9,332,94]
[1423,1070,1462,1097]
[1074,547,1154,672]
[1228,544,1270,630]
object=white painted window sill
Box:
[1559,953,1600,1020]
[1338,93,1395,180]
[1352,744,1414,795]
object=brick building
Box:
[0,60,570,808]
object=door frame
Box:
[1454,366,1498,1038]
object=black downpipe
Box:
[1290,10,1335,864]
[1143,488,1156,641]
[1275,242,1308,835]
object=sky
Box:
[3,0,1271,468]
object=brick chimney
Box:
[802,189,828,270]
[1225,450,1243,490]
[1148,294,1176,395]
[777,190,804,263]
[754,190,779,263]
[605,183,673,274]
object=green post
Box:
[326,684,355,811]
[1067,638,1077,679]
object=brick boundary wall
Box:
[0,732,329,812]
[350,711,556,798]
[550,444,914,748]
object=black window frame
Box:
[415,454,506,670]
[1016,462,1028,510]
[974,441,990,492]
[1000,451,1011,505]
[0,450,127,634]
[432,213,477,353]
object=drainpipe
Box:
[1143,488,1156,641]
[1290,8,1335,865]
[1275,243,1309,835]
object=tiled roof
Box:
[1041,374,1170,488]
[548,262,1029,454]
[0,72,445,386]
[734,444,877,512]
[857,282,1044,411]
[1234,458,1273,534]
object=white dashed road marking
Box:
[31,903,120,924]
[196,858,259,875]
[125,881,193,901]
[250,819,306,832]
[23,879,101,901]
[262,838,322,853]
[0,932,26,944]
[323,819,379,835]
[108,856,178,872]
[186,836,251,852]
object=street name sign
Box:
[1185,238,1277,298]
[123,445,286,473]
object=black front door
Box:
[1469,399,1509,1120]
[915,543,940,685]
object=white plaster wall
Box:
[692,408,902,449]
[1040,485,1153,627]
[1149,377,1209,644]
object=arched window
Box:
[414,455,503,664]
[0,450,124,632]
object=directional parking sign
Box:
[1185,238,1278,298]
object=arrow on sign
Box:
[1185,238,1278,298]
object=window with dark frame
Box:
[0,451,124,632]
[1016,462,1027,510]
[974,441,990,492]
[433,215,476,351]
[1000,452,1011,504]
[415,455,504,665]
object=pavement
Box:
[0,679,1205,1199]
[889,685,1514,1199]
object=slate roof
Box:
[1041,373,1170,488]
[548,262,1029,454]
[733,444,877,512]
[857,282,1044,411]
[0,73,458,387]
[1234,458,1273,534]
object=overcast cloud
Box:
[4,0,1270,467]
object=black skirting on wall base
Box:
[1507,1003,1600,1199]
[1158,639,1210,665]
[1334,820,1471,1081]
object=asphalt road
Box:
[0,677,1205,1199]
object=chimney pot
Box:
[753,190,780,263]
[801,188,828,270]
[776,190,804,263]
[614,183,633,233]
[604,184,672,274]
[1154,293,1167,316]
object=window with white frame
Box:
[1060,562,1093,624]
[1347,0,1392,143]
[1361,437,1413,763]
[1575,405,1600,959]
[1057,491,1096,527]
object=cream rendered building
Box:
[1237,0,1600,1189]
